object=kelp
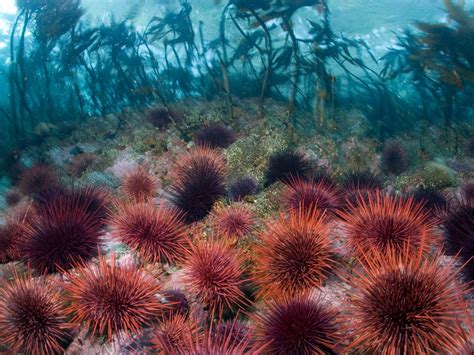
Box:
[1,0,472,150]
[382,0,474,129]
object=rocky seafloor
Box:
[0,98,473,354]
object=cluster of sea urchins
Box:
[0,144,472,354]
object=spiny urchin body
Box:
[443,201,474,280]
[381,140,409,175]
[339,191,437,259]
[152,313,197,354]
[255,295,340,354]
[412,187,449,220]
[254,208,336,299]
[17,164,59,196]
[65,253,163,341]
[121,166,158,201]
[21,187,108,273]
[160,289,190,319]
[341,171,382,208]
[147,107,181,130]
[212,204,255,239]
[169,147,226,223]
[0,222,23,263]
[345,244,469,353]
[111,202,189,265]
[282,177,341,219]
[0,276,71,355]
[461,181,474,202]
[228,175,258,201]
[194,123,236,148]
[264,150,312,186]
[183,237,247,315]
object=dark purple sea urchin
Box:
[228,175,258,201]
[194,123,236,149]
[443,201,474,280]
[17,164,59,196]
[21,186,109,274]
[169,146,226,223]
[255,295,340,354]
[381,140,409,175]
[264,150,312,187]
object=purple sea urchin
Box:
[194,123,236,148]
[264,150,311,186]
[169,146,226,223]
[255,294,340,354]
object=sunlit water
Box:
[0,0,469,53]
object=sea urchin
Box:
[21,187,108,273]
[282,177,341,219]
[183,237,247,315]
[253,208,336,299]
[339,191,437,259]
[168,146,226,223]
[212,204,255,240]
[65,253,163,341]
[255,294,340,354]
[264,150,311,187]
[110,202,189,265]
[194,123,236,149]
[0,275,70,355]
[121,166,158,201]
[344,243,469,353]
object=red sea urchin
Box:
[255,294,340,354]
[339,191,437,259]
[21,187,109,273]
[110,202,189,265]
[344,242,470,353]
[212,204,256,240]
[0,222,23,263]
[121,166,158,201]
[282,177,341,219]
[183,237,248,315]
[152,313,198,354]
[169,146,226,223]
[253,208,336,300]
[196,317,258,354]
[17,164,59,196]
[0,200,34,263]
[153,314,259,354]
[65,253,163,341]
[0,275,71,355]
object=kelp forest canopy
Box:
[0,0,473,151]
